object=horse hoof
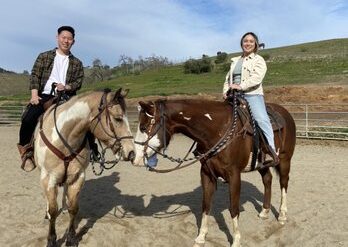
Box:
[258,208,270,219]
[193,242,204,247]
[278,211,287,224]
[66,238,78,247]
[278,218,286,225]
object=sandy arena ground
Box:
[0,124,347,247]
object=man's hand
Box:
[56,83,66,91]
[30,95,41,105]
[30,89,41,105]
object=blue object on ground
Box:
[147,154,158,168]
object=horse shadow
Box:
[67,171,276,245]
[73,172,145,243]
[144,180,277,244]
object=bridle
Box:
[90,90,133,150]
[88,90,134,175]
[135,94,247,173]
[40,90,133,178]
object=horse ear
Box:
[113,88,125,103]
[139,101,154,115]
[114,88,122,98]
[121,89,129,97]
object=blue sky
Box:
[0,0,347,73]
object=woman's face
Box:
[242,34,256,56]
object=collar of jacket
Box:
[230,52,256,62]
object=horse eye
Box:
[140,125,146,132]
[115,116,123,122]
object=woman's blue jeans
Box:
[244,94,276,151]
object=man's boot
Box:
[17,143,36,172]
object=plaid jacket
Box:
[29,48,84,95]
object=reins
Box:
[39,90,133,179]
[136,91,246,173]
[88,90,133,175]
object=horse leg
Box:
[65,172,85,247]
[258,168,273,219]
[228,171,241,247]
[276,159,290,224]
[41,175,59,247]
[193,168,216,247]
[61,184,68,214]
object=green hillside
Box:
[81,38,348,98]
[1,38,347,100]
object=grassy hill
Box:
[1,38,347,101]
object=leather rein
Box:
[39,90,133,179]
[135,93,247,173]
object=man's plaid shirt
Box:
[29,48,84,94]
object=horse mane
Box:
[62,88,127,112]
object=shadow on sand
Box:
[63,171,277,246]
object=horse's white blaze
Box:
[51,102,90,142]
[134,126,148,165]
[204,113,212,120]
[123,115,132,133]
[195,213,209,244]
[134,125,161,166]
[120,115,134,157]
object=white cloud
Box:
[0,0,346,72]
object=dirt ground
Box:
[1,84,348,247]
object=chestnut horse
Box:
[34,88,135,247]
[134,98,296,247]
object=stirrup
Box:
[21,155,36,172]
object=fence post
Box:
[305,104,309,138]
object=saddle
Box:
[234,97,285,135]
[228,95,284,171]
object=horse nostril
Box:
[128,151,135,163]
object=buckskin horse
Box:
[34,88,135,247]
[133,97,296,247]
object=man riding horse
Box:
[17,26,97,171]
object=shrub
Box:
[215,51,228,64]
[184,55,213,74]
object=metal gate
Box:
[1,103,347,141]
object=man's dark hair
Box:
[57,26,75,38]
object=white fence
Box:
[1,104,347,141]
[283,104,348,141]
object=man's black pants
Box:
[19,94,54,145]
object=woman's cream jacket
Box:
[223,53,267,96]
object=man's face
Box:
[57,30,74,54]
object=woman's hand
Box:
[229,84,242,90]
